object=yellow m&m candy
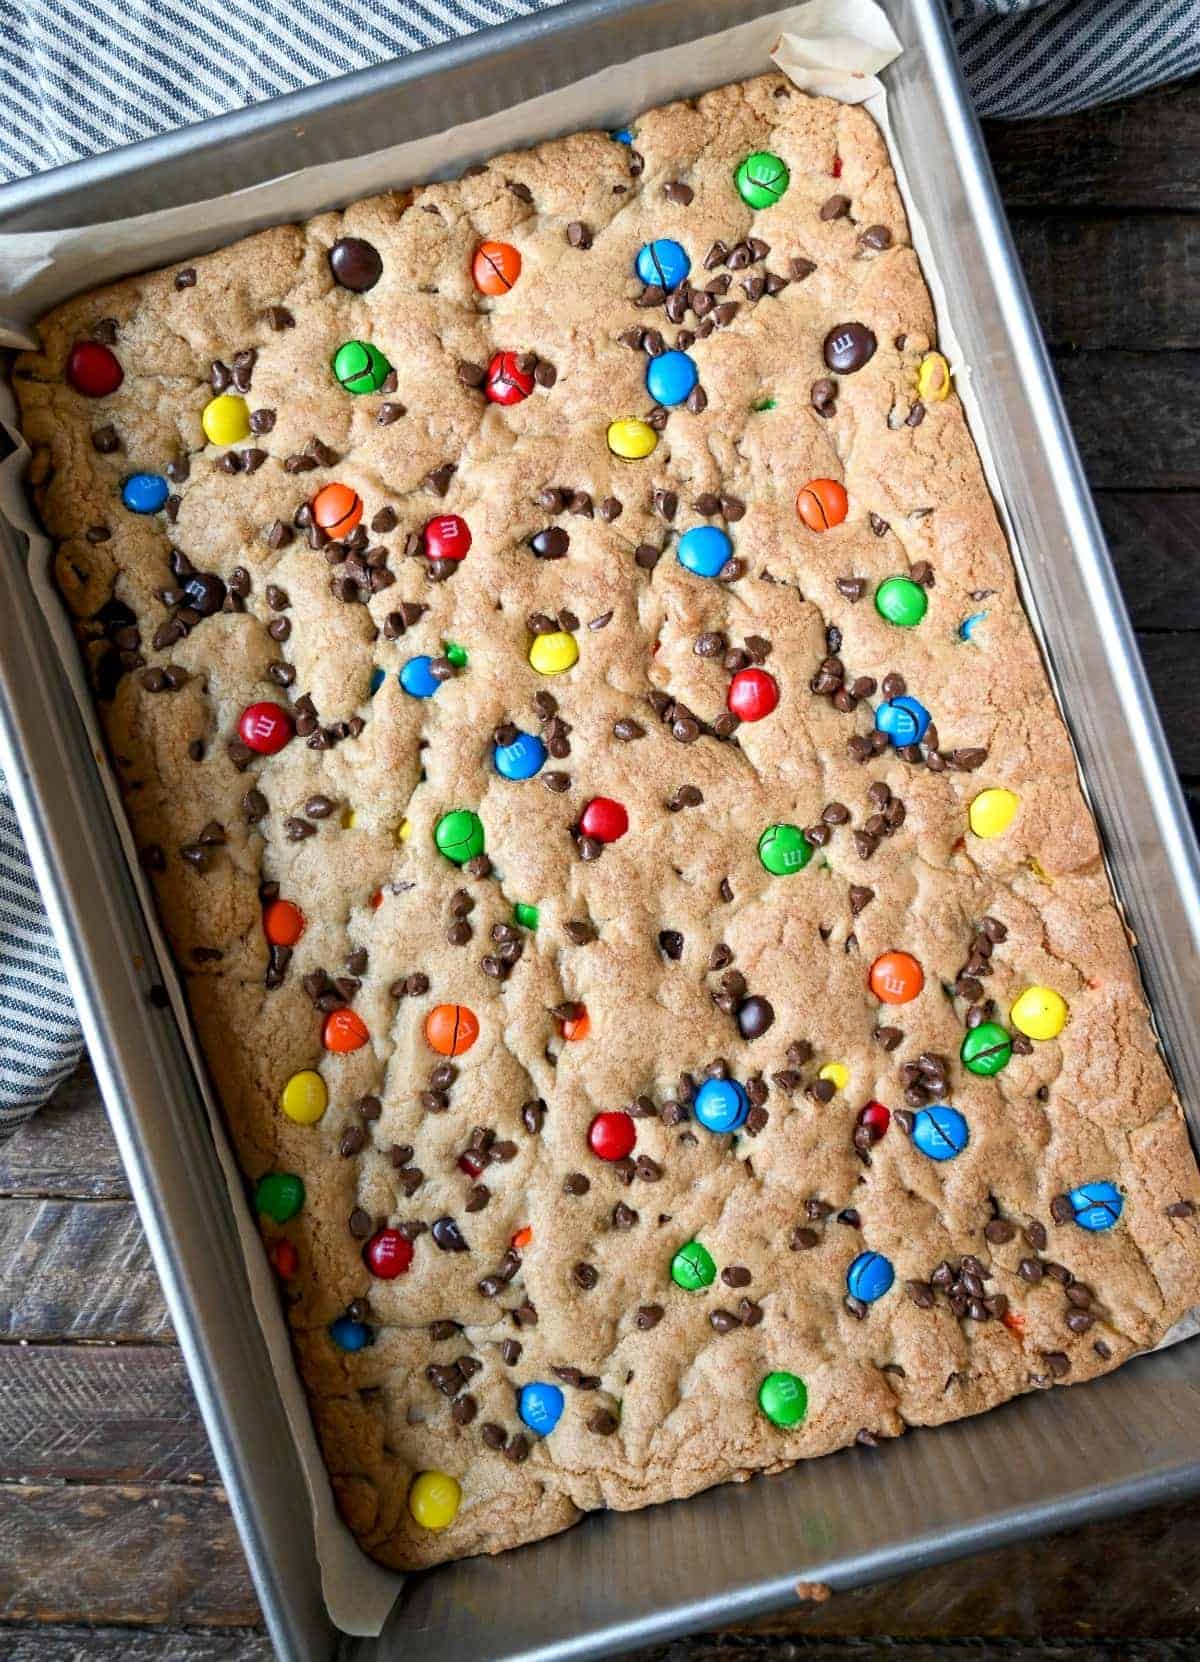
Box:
[606,417,658,459]
[1011,985,1068,1040]
[819,1062,849,1092]
[280,1069,328,1125]
[409,1470,461,1531]
[917,352,951,403]
[529,631,579,675]
[201,392,251,445]
[969,788,1019,839]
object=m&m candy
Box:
[529,631,579,674]
[485,351,535,405]
[676,525,731,578]
[66,340,123,397]
[332,340,392,394]
[607,418,658,460]
[589,1111,636,1161]
[473,241,522,295]
[365,1227,414,1278]
[758,1371,808,1428]
[311,482,363,538]
[875,695,930,747]
[513,901,540,930]
[280,1070,328,1125]
[859,1101,891,1140]
[917,352,951,402]
[694,1077,750,1133]
[424,1004,479,1057]
[646,349,698,407]
[636,239,690,291]
[329,237,383,291]
[735,151,790,208]
[560,1007,590,1041]
[1011,986,1068,1041]
[444,641,469,668]
[324,1008,370,1053]
[728,667,778,722]
[796,478,848,532]
[330,1316,371,1353]
[961,1020,1012,1076]
[201,393,251,444]
[869,950,924,1005]
[494,729,547,779]
[671,1240,717,1290]
[256,1171,305,1223]
[121,473,169,514]
[409,1470,461,1530]
[424,514,472,562]
[263,899,305,946]
[758,823,812,875]
[824,323,877,375]
[270,1239,299,1278]
[969,788,1019,839]
[846,1250,894,1303]
[435,809,486,865]
[580,797,628,843]
[400,655,441,698]
[818,1062,849,1093]
[1067,1180,1123,1231]
[370,666,386,696]
[912,1105,969,1161]
[959,611,987,642]
[238,702,293,755]
[518,1382,564,1436]
[875,576,927,628]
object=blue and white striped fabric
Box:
[0,0,1196,1129]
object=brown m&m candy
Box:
[823,322,876,374]
[330,237,383,292]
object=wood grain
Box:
[0,1200,172,1343]
[1098,491,1200,631]
[0,1068,127,1201]
[3,1631,271,1662]
[1054,352,1200,489]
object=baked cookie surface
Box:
[15,74,1200,1571]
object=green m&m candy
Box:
[256,1171,305,1224]
[434,809,485,866]
[671,1240,717,1290]
[875,576,928,628]
[961,1020,1013,1076]
[758,823,813,876]
[735,151,790,209]
[332,339,392,394]
[513,901,539,931]
[443,641,468,668]
[758,1370,808,1428]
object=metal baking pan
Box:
[3,1,1200,1659]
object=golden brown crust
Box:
[14,75,1200,1572]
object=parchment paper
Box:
[0,0,1194,1637]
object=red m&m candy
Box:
[365,1228,413,1279]
[238,702,293,755]
[579,797,628,843]
[270,1239,300,1278]
[66,340,123,398]
[727,668,779,722]
[424,514,472,561]
[859,1101,891,1139]
[588,1111,636,1161]
[485,350,535,406]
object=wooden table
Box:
[3,77,1200,1662]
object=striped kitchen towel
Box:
[0,0,1197,1128]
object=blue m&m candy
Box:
[646,350,698,407]
[846,1250,894,1304]
[959,611,987,642]
[1067,1180,1123,1231]
[121,472,169,514]
[694,1077,750,1133]
[677,525,732,579]
[912,1105,969,1162]
[369,666,386,696]
[875,695,931,747]
[494,729,546,780]
[400,655,440,699]
[636,239,690,292]
[518,1381,564,1436]
[330,1316,371,1352]
[611,126,634,144]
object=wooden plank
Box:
[0,1486,259,1628]
[0,1200,172,1343]
[1099,491,1200,632]
[1012,214,1200,351]
[1054,352,1200,489]
[1136,633,1200,775]
[0,1346,215,1485]
[0,1068,127,1202]
[2,1627,271,1661]
[985,78,1200,210]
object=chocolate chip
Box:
[635,1304,663,1330]
[736,996,774,1040]
[820,194,850,220]
[566,220,593,248]
[431,1216,469,1252]
[859,224,892,250]
[664,180,694,205]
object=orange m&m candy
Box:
[511,1225,533,1250]
[323,1007,370,1052]
[311,482,363,539]
[560,1006,590,1042]
[796,478,848,532]
[473,240,522,295]
[868,950,924,1005]
[263,899,305,947]
[424,1003,480,1057]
